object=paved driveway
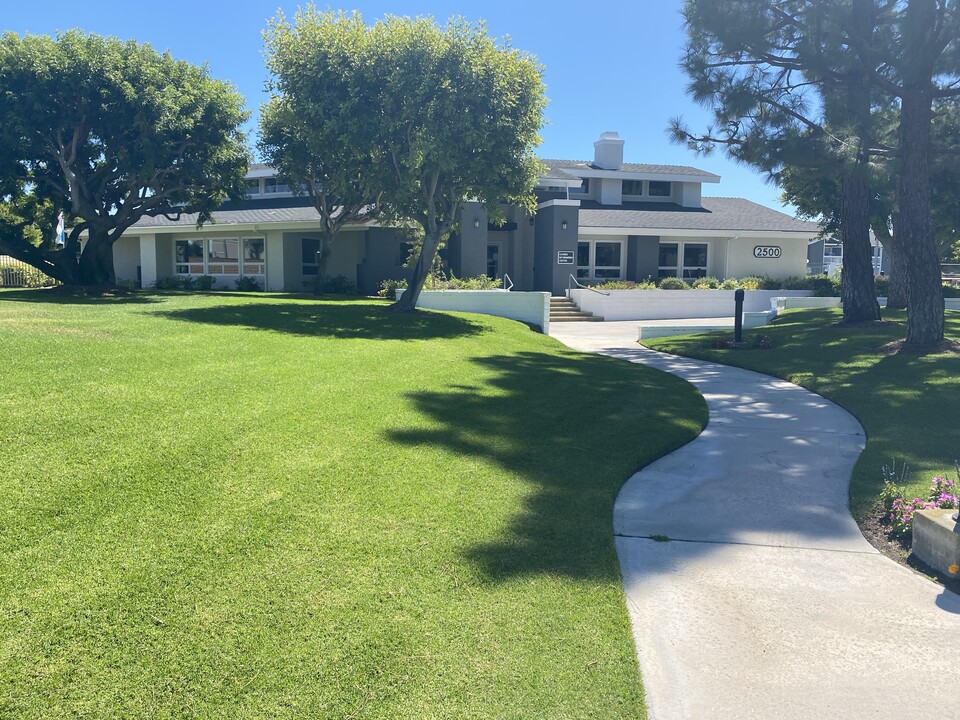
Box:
[550,321,960,720]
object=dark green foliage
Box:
[316,274,354,294]
[658,277,691,289]
[234,275,262,292]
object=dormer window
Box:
[264,178,290,194]
[245,179,261,196]
[649,181,672,197]
[622,180,643,196]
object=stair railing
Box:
[502,273,514,291]
[567,273,610,297]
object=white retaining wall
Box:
[399,289,551,333]
[569,289,815,321]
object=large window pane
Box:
[243,238,265,276]
[682,243,708,279]
[577,242,589,267]
[595,242,621,268]
[649,181,672,197]
[658,242,679,279]
[207,238,239,274]
[302,238,320,276]
[622,179,643,196]
[175,240,204,274]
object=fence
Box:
[0,256,59,288]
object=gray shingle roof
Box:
[578,197,819,233]
[131,196,323,228]
[541,158,719,179]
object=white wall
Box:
[725,236,808,278]
[569,289,814,320]
[113,236,140,284]
[399,290,550,333]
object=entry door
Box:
[486,243,501,279]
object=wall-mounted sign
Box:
[753,245,782,259]
[557,250,575,265]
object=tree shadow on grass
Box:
[387,350,706,582]
[0,289,161,305]
[160,302,485,341]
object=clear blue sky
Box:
[4,0,796,214]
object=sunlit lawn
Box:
[0,290,706,720]
[644,308,960,520]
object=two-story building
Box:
[112,132,818,295]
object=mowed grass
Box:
[0,291,706,720]
[644,308,960,520]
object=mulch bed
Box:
[859,506,960,596]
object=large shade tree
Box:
[368,16,546,311]
[260,9,385,291]
[0,30,250,286]
[674,0,886,324]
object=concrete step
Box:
[551,315,605,322]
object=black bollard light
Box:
[734,288,744,343]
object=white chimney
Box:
[593,131,624,170]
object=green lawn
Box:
[643,308,960,521]
[0,291,706,719]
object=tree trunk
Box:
[839,169,881,323]
[312,233,335,295]
[897,0,943,350]
[835,5,881,324]
[77,229,116,286]
[876,213,908,309]
[390,230,441,312]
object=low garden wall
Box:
[569,289,814,321]
[400,289,551,333]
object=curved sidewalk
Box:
[550,321,960,720]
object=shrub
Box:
[805,275,840,297]
[154,276,191,290]
[719,278,739,290]
[692,276,719,289]
[196,275,215,291]
[873,276,889,295]
[318,275,356,294]
[943,284,960,298]
[234,276,262,292]
[737,276,764,290]
[591,280,638,290]
[378,278,408,298]
[881,462,959,538]
[658,276,690,290]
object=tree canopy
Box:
[0,30,250,286]
[676,0,960,350]
[258,8,546,310]
[260,9,385,290]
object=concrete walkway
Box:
[549,321,960,720]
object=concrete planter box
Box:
[913,509,960,577]
[568,289,814,321]
[395,288,551,333]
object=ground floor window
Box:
[302,238,320,276]
[658,241,709,279]
[577,239,624,281]
[175,238,264,277]
[486,242,501,279]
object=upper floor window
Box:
[245,179,261,196]
[649,180,672,197]
[622,179,644,196]
[571,178,590,194]
[264,178,290,194]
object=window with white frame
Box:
[577,239,624,280]
[175,238,264,276]
[622,179,644,196]
[658,241,709,279]
[682,243,708,278]
[264,177,290,194]
[649,180,672,197]
[245,179,261,197]
[658,242,679,278]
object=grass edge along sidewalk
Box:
[0,290,707,720]
[642,308,960,544]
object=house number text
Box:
[753,245,782,259]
